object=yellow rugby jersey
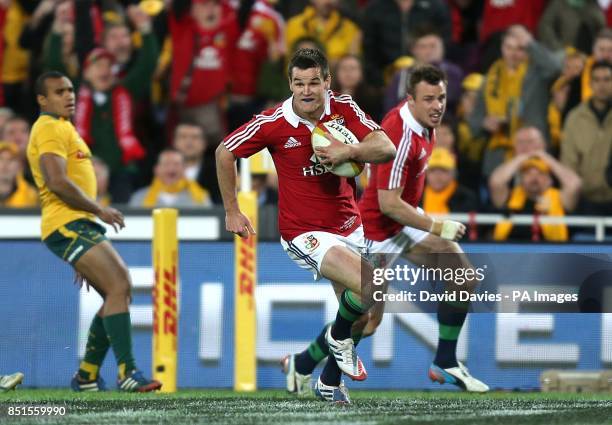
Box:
[27,114,97,239]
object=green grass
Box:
[1,389,611,425]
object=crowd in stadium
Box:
[0,0,611,242]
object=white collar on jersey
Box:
[282,90,332,128]
[399,102,429,139]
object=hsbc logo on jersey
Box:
[302,234,320,252]
[302,153,329,176]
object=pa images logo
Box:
[302,234,320,253]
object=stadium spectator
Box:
[563,29,612,117]
[285,0,361,65]
[172,122,220,203]
[0,372,23,392]
[168,0,240,147]
[1,116,32,183]
[129,149,212,208]
[548,48,587,152]
[363,0,451,87]
[468,25,561,180]
[435,121,456,151]
[561,60,612,215]
[456,72,486,189]
[422,147,478,214]
[249,150,278,206]
[92,156,111,207]
[332,54,382,122]
[230,0,285,130]
[74,48,148,203]
[0,106,13,129]
[479,0,547,71]
[43,1,79,80]
[446,0,483,72]
[383,28,464,115]
[0,0,34,117]
[19,0,59,118]
[490,153,582,242]
[1,116,30,159]
[0,141,38,208]
[537,0,606,55]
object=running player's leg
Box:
[74,241,161,392]
[72,304,110,391]
[319,246,371,381]
[403,234,488,392]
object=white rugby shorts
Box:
[365,207,429,267]
[281,226,366,281]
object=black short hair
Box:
[591,60,612,77]
[406,65,448,97]
[35,71,67,96]
[287,48,330,81]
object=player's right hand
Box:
[226,210,256,239]
[431,219,465,241]
[98,207,126,233]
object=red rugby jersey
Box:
[224,91,380,240]
[359,102,436,241]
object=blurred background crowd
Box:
[0,0,611,242]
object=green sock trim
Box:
[307,341,327,363]
[345,290,365,313]
[78,315,110,380]
[339,301,360,321]
[103,312,136,377]
[439,324,462,340]
[352,332,363,345]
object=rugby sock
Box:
[78,315,110,381]
[320,329,364,387]
[295,323,331,375]
[331,290,365,340]
[103,312,137,379]
[433,301,468,369]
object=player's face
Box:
[407,81,446,128]
[38,77,76,119]
[289,67,331,120]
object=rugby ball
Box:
[311,121,364,177]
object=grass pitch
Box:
[1,389,611,425]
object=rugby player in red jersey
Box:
[287,65,489,394]
[216,48,396,403]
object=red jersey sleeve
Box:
[335,94,381,141]
[376,113,410,190]
[223,110,277,158]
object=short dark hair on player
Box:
[35,71,67,96]
[406,65,448,97]
[287,48,330,81]
[591,60,612,77]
